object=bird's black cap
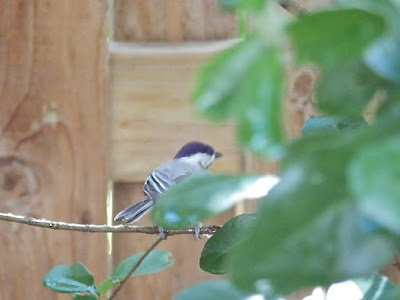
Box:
[174,141,222,159]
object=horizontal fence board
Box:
[110,41,243,182]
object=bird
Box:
[114,141,222,238]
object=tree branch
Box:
[107,236,164,300]
[0,212,220,236]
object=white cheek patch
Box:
[182,153,215,169]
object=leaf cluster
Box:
[155,0,400,298]
[43,251,173,299]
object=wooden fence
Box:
[0,1,317,299]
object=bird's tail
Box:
[114,198,154,223]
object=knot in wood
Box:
[0,157,38,198]
[292,69,316,98]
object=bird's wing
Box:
[143,159,203,200]
[161,159,203,183]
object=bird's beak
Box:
[215,152,223,158]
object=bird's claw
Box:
[194,222,202,240]
[158,226,167,240]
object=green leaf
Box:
[302,116,367,136]
[349,135,400,233]
[111,251,173,282]
[200,214,256,274]
[236,47,285,157]
[43,263,98,295]
[337,0,400,84]
[193,37,285,157]
[73,294,98,300]
[229,133,398,294]
[316,60,384,115]
[175,279,282,300]
[376,91,400,123]
[152,173,278,228]
[174,280,245,300]
[287,9,385,68]
[98,279,113,295]
[193,37,266,121]
[366,34,400,84]
[221,0,268,11]
[363,274,400,300]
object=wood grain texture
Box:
[0,1,108,299]
[112,182,234,300]
[114,0,237,41]
[285,67,318,138]
[110,41,243,182]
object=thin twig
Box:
[277,0,308,17]
[0,212,221,236]
[393,256,400,273]
[107,236,164,300]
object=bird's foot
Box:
[158,226,167,240]
[194,222,202,240]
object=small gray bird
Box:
[114,141,222,227]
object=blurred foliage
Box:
[44,0,400,299]
[363,274,400,299]
[155,0,400,298]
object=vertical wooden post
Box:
[111,1,237,299]
[0,1,109,299]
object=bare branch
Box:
[108,236,164,300]
[0,212,221,236]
